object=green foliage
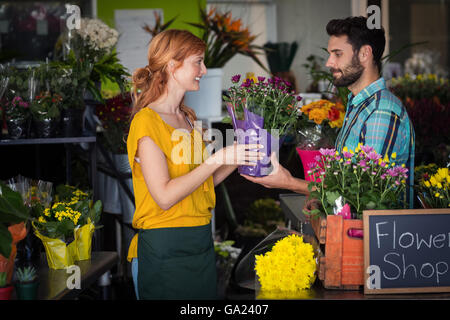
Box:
[16,266,37,283]
[0,272,7,287]
[0,182,32,258]
[238,198,284,237]
[264,42,298,73]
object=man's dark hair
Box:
[326,16,385,72]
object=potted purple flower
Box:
[224,74,302,176]
[4,96,31,139]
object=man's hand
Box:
[240,152,293,189]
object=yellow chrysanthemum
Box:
[255,234,316,292]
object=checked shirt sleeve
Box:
[359,109,401,160]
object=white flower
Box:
[75,18,119,51]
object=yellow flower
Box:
[424,180,431,188]
[255,234,316,292]
[391,152,397,159]
[38,216,46,223]
[435,192,440,198]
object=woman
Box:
[126,29,262,300]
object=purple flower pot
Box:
[226,104,282,177]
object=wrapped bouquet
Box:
[295,99,346,181]
[224,75,302,176]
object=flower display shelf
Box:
[310,214,364,290]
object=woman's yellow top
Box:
[126,107,216,262]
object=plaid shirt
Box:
[335,77,415,208]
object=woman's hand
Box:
[206,142,263,166]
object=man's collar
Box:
[347,77,386,107]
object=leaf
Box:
[0,223,12,258]
[0,182,31,223]
[325,190,341,206]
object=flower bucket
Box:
[296,148,322,182]
[6,117,29,139]
[60,108,84,137]
[74,222,95,261]
[33,224,76,270]
[33,117,58,138]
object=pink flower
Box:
[319,148,336,157]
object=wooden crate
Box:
[310,215,364,290]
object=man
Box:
[242,16,415,208]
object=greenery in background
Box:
[0,182,32,258]
[264,42,298,73]
[142,11,177,39]
[390,73,450,104]
[37,57,92,110]
[186,6,268,71]
[3,66,34,102]
[390,74,450,166]
[236,198,284,237]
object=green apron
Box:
[137,223,217,300]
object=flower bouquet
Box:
[32,185,102,269]
[295,99,346,181]
[415,166,449,209]
[224,74,302,176]
[57,17,129,103]
[304,145,409,220]
[233,227,319,299]
[30,91,62,138]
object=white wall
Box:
[275,0,352,92]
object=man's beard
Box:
[330,53,364,87]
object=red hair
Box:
[130,29,206,126]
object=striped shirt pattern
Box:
[335,77,415,208]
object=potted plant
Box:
[184,6,268,118]
[414,165,449,209]
[3,95,31,139]
[32,185,102,268]
[95,92,134,221]
[0,272,13,300]
[224,74,302,176]
[30,91,62,138]
[0,182,31,287]
[14,266,39,300]
[263,41,299,92]
[295,99,346,181]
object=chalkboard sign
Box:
[363,209,450,294]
